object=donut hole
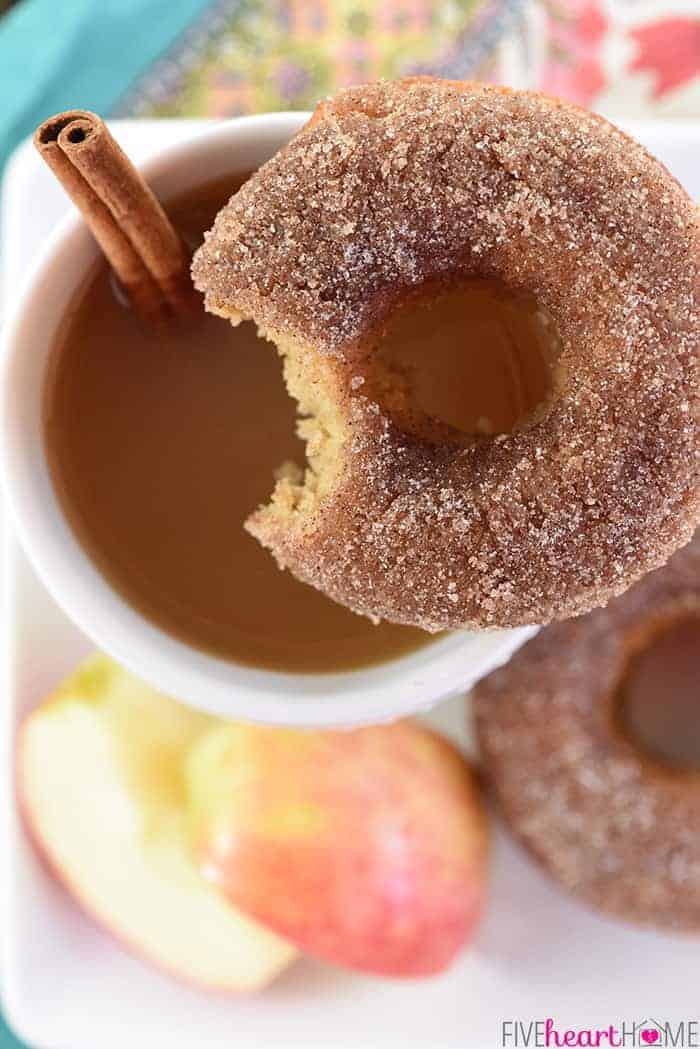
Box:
[364,278,560,442]
[617,615,700,772]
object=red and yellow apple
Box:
[18,654,297,992]
[186,720,488,978]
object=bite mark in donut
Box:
[192,78,700,631]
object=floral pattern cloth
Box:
[121,0,700,120]
[121,0,522,117]
[542,0,700,115]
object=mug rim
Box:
[0,112,536,727]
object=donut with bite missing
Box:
[192,78,699,632]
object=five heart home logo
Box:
[501,1016,699,1047]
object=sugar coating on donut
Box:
[473,532,700,931]
[192,78,700,631]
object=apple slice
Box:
[186,720,489,978]
[18,655,297,992]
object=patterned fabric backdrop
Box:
[541,0,700,115]
[119,0,525,117]
[118,0,700,120]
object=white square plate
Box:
[2,119,699,1049]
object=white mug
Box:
[0,113,536,727]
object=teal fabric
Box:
[0,0,212,170]
[0,1015,24,1049]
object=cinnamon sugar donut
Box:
[192,78,699,631]
[473,533,700,931]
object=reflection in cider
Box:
[374,279,558,439]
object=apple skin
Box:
[18,654,297,993]
[186,720,488,978]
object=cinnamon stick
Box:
[34,110,199,325]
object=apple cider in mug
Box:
[43,175,432,673]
